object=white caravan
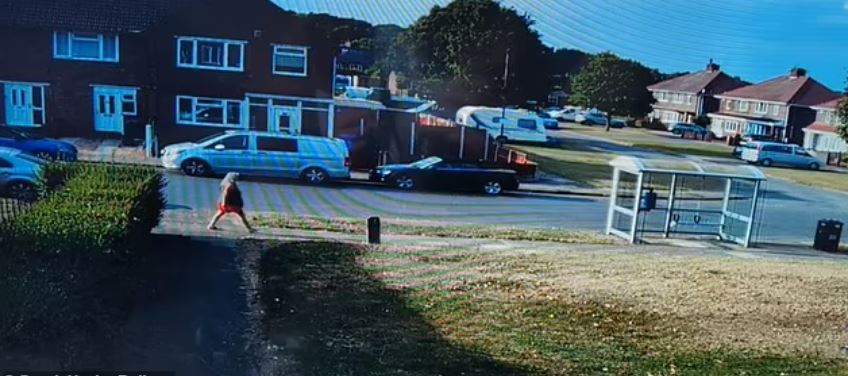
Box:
[455,106,549,143]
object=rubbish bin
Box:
[813,219,843,252]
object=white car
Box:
[161,131,351,184]
[547,106,582,122]
[0,146,43,201]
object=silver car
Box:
[0,146,43,201]
[160,131,351,184]
[740,142,822,170]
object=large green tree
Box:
[391,0,551,109]
[570,52,660,127]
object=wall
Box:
[786,106,817,145]
[718,98,786,121]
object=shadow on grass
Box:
[256,241,531,376]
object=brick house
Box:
[0,0,339,145]
[707,68,841,144]
[803,98,847,153]
[647,61,745,126]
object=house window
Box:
[3,83,47,127]
[176,96,243,127]
[121,92,137,115]
[658,92,667,102]
[672,93,682,104]
[770,104,780,116]
[272,45,308,76]
[686,95,693,105]
[737,101,749,112]
[53,32,119,62]
[177,37,245,71]
[822,110,833,124]
[725,100,733,111]
[754,102,768,114]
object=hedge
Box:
[0,163,166,355]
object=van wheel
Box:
[760,159,773,167]
[6,180,37,201]
[482,180,503,196]
[35,151,54,161]
[181,159,210,177]
[393,175,415,190]
[809,162,820,170]
[301,167,328,185]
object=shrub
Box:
[644,118,667,131]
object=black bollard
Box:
[367,216,381,244]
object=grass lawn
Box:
[252,214,614,244]
[761,166,848,192]
[245,240,848,375]
[511,141,614,188]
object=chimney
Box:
[789,67,807,79]
[705,58,720,72]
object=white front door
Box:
[93,86,135,134]
[4,84,35,126]
[270,106,301,135]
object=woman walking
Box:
[208,172,255,233]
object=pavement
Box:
[61,137,159,166]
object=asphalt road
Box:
[163,168,847,245]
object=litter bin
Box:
[813,219,843,252]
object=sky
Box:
[272,0,848,90]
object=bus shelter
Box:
[606,156,767,247]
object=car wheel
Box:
[6,180,37,201]
[809,162,820,170]
[301,167,328,185]
[760,159,773,167]
[181,159,211,177]
[35,151,54,161]
[482,180,503,196]
[393,175,415,190]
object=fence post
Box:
[409,121,415,156]
[367,216,381,244]
[458,126,465,159]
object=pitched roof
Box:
[647,70,744,94]
[806,123,836,133]
[717,74,840,106]
[0,0,194,32]
[812,97,843,110]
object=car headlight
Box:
[381,169,392,176]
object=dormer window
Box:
[177,36,245,72]
[53,31,119,62]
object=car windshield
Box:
[17,152,47,165]
[196,133,226,145]
[517,119,538,130]
[410,156,443,169]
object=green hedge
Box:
[0,163,166,354]
[9,163,166,254]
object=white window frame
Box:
[738,101,749,112]
[770,104,780,116]
[272,44,308,77]
[658,92,667,102]
[754,102,768,114]
[175,95,244,128]
[176,36,246,72]
[53,31,119,62]
[725,100,733,111]
[121,91,137,115]
[685,95,693,105]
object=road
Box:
[163,166,847,245]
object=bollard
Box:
[367,216,381,244]
[145,123,154,157]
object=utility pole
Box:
[500,48,510,139]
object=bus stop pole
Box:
[663,173,677,238]
[629,172,645,244]
[743,180,762,248]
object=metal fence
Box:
[0,198,31,224]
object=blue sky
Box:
[273,0,848,90]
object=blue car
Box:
[536,112,560,129]
[0,127,78,161]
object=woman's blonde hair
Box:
[221,172,240,189]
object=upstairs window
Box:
[272,45,308,77]
[770,104,780,116]
[754,102,768,114]
[725,100,733,111]
[737,101,749,112]
[53,32,119,62]
[177,37,245,71]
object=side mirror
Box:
[214,144,226,151]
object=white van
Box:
[161,131,351,184]
[455,106,549,143]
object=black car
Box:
[370,157,519,196]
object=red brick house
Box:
[803,97,847,153]
[0,0,338,145]
[707,68,841,144]
[647,61,745,126]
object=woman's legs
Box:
[235,210,255,233]
[207,211,225,230]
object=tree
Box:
[838,93,848,143]
[391,0,551,110]
[548,48,592,95]
[570,52,659,130]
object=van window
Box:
[209,135,248,150]
[257,136,298,152]
[0,157,12,168]
[517,119,537,130]
[762,144,791,153]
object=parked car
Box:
[536,111,560,129]
[0,127,78,161]
[575,110,625,128]
[369,156,520,196]
[740,142,821,169]
[0,146,43,201]
[455,106,549,144]
[547,106,581,122]
[160,131,351,184]
[670,123,712,138]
